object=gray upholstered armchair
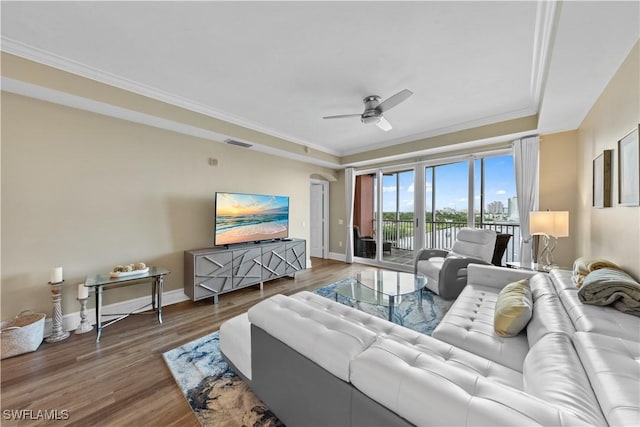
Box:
[414,228,497,300]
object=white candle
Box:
[50,267,63,283]
[78,283,89,299]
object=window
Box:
[474,155,518,226]
[425,161,469,248]
[474,154,519,263]
[424,154,519,261]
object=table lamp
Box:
[529,211,569,268]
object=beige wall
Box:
[576,41,640,279]
[3,40,638,321]
[1,92,334,316]
[538,130,579,267]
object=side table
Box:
[84,267,170,342]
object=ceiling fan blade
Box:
[376,117,392,131]
[377,89,413,113]
[323,113,361,120]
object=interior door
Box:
[309,182,325,258]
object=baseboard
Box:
[47,256,318,336]
[328,252,347,262]
[44,288,191,336]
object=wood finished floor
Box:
[0,258,379,426]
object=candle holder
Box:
[45,280,70,343]
[75,297,93,334]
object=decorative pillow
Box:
[494,279,533,337]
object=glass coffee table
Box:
[335,270,426,320]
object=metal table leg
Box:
[151,279,157,311]
[96,285,103,342]
[157,276,163,324]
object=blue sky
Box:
[380,155,516,212]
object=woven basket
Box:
[0,310,46,359]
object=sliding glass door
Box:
[380,169,415,265]
[353,151,520,269]
[353,167,418,270]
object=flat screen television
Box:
[214,192,289,246]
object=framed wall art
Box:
[618,125,639,206]
[593,149,612,208]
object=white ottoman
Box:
[219,312,252,381]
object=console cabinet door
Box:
[285,240,306,273]
[194,252,233,299]
[260,243,287,280]
[185,239,306,302]
[232,247,263,288]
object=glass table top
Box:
[335,270,425,307]
[85,266,170,287]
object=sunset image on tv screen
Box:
[215,193,289,245]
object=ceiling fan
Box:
[323,89,413,132]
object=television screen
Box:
[215,192,289,246]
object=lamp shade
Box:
[529,211,569,237]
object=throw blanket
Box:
[572,257,621,287]
[579,268,640,317]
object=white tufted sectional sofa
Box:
[219,264,640,426]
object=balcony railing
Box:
[378,219,521,263]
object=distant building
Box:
[487,201,504,214]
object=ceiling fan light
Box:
[361,115,380,125]
[376,117,392,131]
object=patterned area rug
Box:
[163,277,453,426]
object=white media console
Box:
[184,239,306,303]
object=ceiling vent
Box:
[225,138,252,148]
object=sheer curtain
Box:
[513,135,539,263]
[345,167,356,263]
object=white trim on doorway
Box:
[310,179,330,259]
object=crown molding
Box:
[0,37,340,158]
[339,105,538,157]
[339,0,558,158]
[530,0,562,109]
[1,1,559,164]
[2,77,341,169]
[7,74,531,171]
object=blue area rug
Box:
[163,277,452,426]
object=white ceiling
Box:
[1,1,639,160]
